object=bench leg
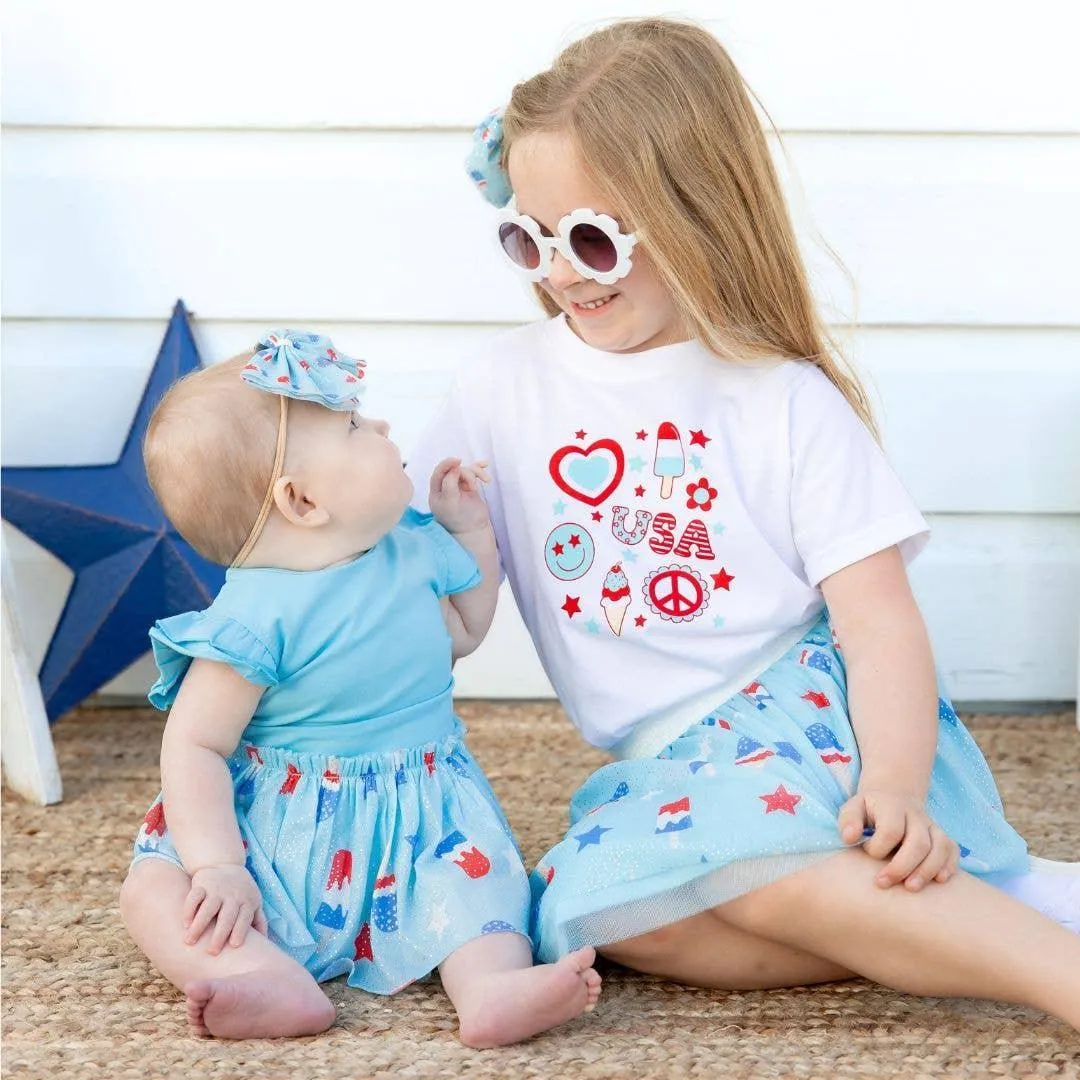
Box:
[1,545,62,805]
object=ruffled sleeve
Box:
[147,610,281,710]
[398,507,482,597]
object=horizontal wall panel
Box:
[910,515,1080,703]
[5,515,1077,706]
[4,130,1079,327]
[3,1,1078,133]
[4,320,1078,514]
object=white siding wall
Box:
[3,0,1079,704]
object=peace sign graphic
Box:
[641,564,710,623]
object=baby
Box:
[119,330,600,1045]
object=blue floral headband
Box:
[464,107,513,208]
[241,329,367,411]
[232,329,367,567]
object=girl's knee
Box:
[599,918,699,966]
[720,852,866,937]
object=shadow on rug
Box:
[3,703,1078,1079]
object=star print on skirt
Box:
[530,612,1029,962]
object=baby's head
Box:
[145,336,411,568]
[498,18,824,363]
[144,355,280,565]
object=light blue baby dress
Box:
[132,509,530,994]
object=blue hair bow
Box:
[464,107,513,208]
[241,329,367,411]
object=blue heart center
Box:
[566,455,612,492]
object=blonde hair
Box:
[143,355,280,565]
[502,17,877,436]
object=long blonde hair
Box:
[501,17,877,436]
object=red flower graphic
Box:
[685,477,718,512]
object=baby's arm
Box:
[820,545,960,891]
[159,658,267,953]
[428,458,499,659]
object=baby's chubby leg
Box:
[438,932,601,1048]
[120,859,334,1039]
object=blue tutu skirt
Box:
[131,732,531,994]
[531,613,1030,962]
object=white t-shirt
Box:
[408,316,928,756]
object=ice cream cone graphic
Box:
[600,563,631,636]
[653,422,685,499]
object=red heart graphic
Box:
[549,439,625,507]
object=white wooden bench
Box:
[1,544,62,804]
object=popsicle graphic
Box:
[654,422,685,499]
[600,563,631,636]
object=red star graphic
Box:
[636,430,648,440]
[591,511,603,522]
[562,595,582,618]
[552,542,565,556]
[575,429,587,440]
[711,568,735,591]
[568,533,582,548]
[759,784,802,815]
[634,485,646,497]
[801,690,831,709]
[634,615,646,627]
[689,429,711,448]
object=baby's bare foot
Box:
[456,947,602,1048]
[184,972,335,1039]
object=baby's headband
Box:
[464,107,513,208]
[241,329,367,410]
[232,329,368,567]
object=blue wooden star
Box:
[1,301,225,721]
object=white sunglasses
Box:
[495,203,638,285]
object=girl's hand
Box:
[183,864,268,954]
[429,457,492,536]
[838,789,960,891]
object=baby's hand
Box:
[838,789,959,891]
[428,457,492,536]
[183,864,267,954]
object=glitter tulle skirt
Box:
[531,613,1029,962]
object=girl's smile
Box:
[569,293,618,316]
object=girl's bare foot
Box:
[185,972,335,1039]
[455,947,602,1049]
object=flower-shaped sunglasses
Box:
[495,204,637,286]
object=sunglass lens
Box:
[569,223,618,273]
[498,222,541,270]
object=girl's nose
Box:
[371,418,391,437]
[545,249,584,291]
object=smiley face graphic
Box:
[544,523,596,581]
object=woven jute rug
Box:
[3,703,1079,1079]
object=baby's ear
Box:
[272,475,330,528]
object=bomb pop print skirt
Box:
[131,732,531,994]
[531,613,1029,962]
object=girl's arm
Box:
[160,657,267,951]
[428,458,500,659]
[820,545,960,891]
